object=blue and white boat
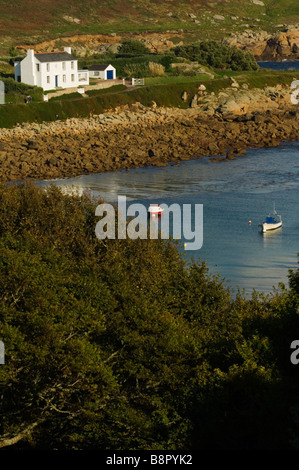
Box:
[259,204,282,233]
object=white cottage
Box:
[89,64,116,80]
[14,47,89,91]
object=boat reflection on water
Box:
[260,227,283,246]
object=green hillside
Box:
[0,0,298,55]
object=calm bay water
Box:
[36,142,299,297]
[258,60,299,70]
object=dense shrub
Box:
[148,61,165,76]
[122,62,149,78]
[1,76,43,101]
[48,92,83,101]
[159,55,173,72]
[172,41,259,71]
[0,183,298,450]
[117,39,150,56]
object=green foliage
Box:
[159,55,173,72]
[118,39,150,56]
[0,184,298,450]
[289,264,299,294]
[8,46,17,57]
[48,92,83,101]
[109,56,154,78]
[85,84,127,96]
[122,62,149,78]
[80,53,179,80]
[172,41,259,71]
[0,76,43,102]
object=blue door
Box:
[106,70,113,80]
[55,75,58,87]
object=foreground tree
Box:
[0,183,298,449]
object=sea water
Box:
[36,142,299,297]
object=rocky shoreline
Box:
[0,85,298,183]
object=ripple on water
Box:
[36,142,299,296]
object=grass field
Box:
[144,74,213,86]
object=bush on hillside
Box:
[148,61,165,76]
[123,62,149,78]
[118,39,150,56]
[172,41,259,71]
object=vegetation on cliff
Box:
[0,183,298,450]
[117,39,151,57]
[172,41,259,71]
[0,0,299,56]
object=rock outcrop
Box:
[17,31,185,57]
[224,24,299,61]
[199,85,292,116]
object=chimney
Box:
[64,47,72,54]
[27,49,35,61]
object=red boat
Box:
[148,204,164,216]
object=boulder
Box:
[251,0,264,5]
[190,95,198,108]
[208,142,220,154]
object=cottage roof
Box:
[89,64,112,71]
[35,52,76,63]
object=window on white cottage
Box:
[71,74,74,81]
[71,62,74,70]
[62,62,66,70]
[47,76,50,83]
[36,64,40,72]
[46,63,49,72]
[63,75,66,82]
